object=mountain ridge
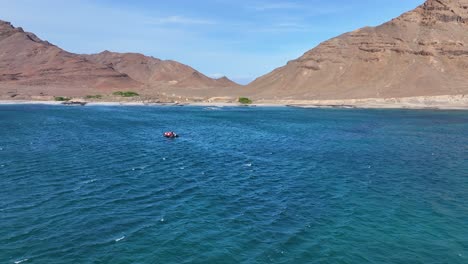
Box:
[84,51,239,89]
[1,0,467,102]
[246,0,468,100]
[0,20,239,100]
[0,20,140,98]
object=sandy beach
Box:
[0,100,281,108]
[1,95,467,110]
[257,95,468,110]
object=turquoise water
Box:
[1,105,467,264]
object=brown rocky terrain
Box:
[1,0,467,105]
[247,0,468,100]
[0,20,141,99]
[0,20,240,100]
[85,51,238,89]
[84,51,241,100]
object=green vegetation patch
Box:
[85,95,103,99]
[113,91,140,97]
[238,97,253,104]
[54,96,71,101]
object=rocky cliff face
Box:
[247,0,468,100]
[85,51,239,89]
[0,20,140,98]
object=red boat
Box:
[164,131,178,138]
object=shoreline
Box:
[0,95,467,110]
[0,100,284,108]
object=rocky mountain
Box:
[2,0,467,103]
[0,20,239,100]
[247,0,468,100]
[0,20,140,98]
[84,51,238,89]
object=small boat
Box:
[164,132,179,138]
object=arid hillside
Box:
[247,0,468,100]
[0,20,240,100]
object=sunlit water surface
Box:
[1,105,467,264]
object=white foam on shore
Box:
[0,100,63,105]
[204,107,222,110]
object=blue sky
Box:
[0,0,423,84]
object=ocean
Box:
[1,105,467,264]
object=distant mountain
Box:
[247,0,468,100]
[3,0,468,103]
[0,20,239,100]
[0,20,140,98]
[84,51,238,89]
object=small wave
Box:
[204,107,221,110]
[115,236,125,242]
[83,179,97,184]
[244,163,253,167]
[14,259,28,264]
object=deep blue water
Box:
[0,105,467,264]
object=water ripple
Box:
[0,106,467,263]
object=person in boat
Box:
[164,131,178,138]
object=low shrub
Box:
[54,96,71,101]
[113,91,140,97]
[238,97,253,104]
[85,95,102,99]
